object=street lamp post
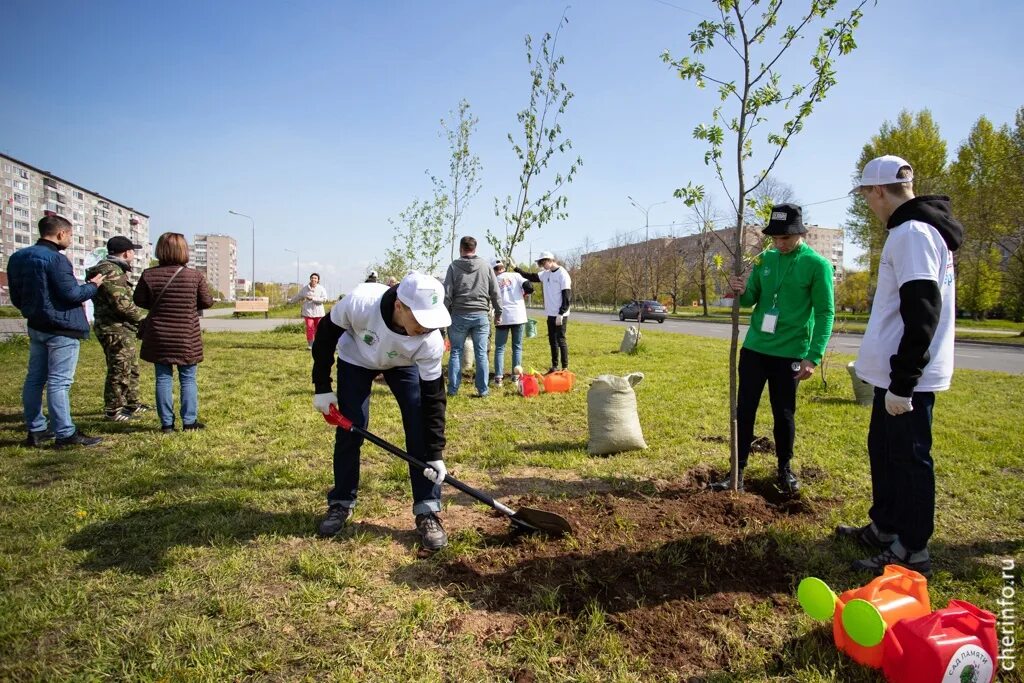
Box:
[627,196,668,300]
[228,210,255,298]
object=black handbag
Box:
[137,267,184,340]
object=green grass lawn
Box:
[1,325,1021,681]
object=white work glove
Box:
[423,460,447,485]
[884,390,913,416]
[555,314,563,326]
[313,392,337,415]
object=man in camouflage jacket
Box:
[86,236,149,421]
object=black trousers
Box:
[867,387,936,552]
[736,347,800,470]
[546,316,569,369]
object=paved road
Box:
[565,311,1024,375]
[3,311,1021,374]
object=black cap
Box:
[762,203,807,236]
[106,236,142,254]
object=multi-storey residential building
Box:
[190,234,238,301]
[0,153,150,281]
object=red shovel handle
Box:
[323,404,353,430]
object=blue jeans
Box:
[329,359,441,516]
[154,363,198,427]
[493,324,524,379]
[867,387,936,552]
[23,328,81,438]
[446,312,490,396]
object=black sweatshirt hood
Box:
[886,195,964,252]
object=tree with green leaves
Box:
[835,269,870,312]
[948,115,1016,319]
[662,0,868,490]
[488,10,582,262]
[377,195,449,281]
[846,110,947,283]
[429,100,483,263]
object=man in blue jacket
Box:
[8,215,106,447]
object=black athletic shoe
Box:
[125,403,152,416]
[851,545,932,579]
[54,430,102,448]
[415,512,448,551]
[161,424,176,434]
[318,504,353,537]
[777,467,800,494]
[182,421,206,431]
[104,408,131,422]
[835,522,896,552]
[709,471,744,492]
[23,429,56,448]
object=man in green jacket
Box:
[85,236,150,422]
[710,204,835,494]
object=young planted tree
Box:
[663,0,868,490]
[378,195,449,281]
[488,10,582,262]
[429,100,483,263]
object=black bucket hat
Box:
[762,203,807,236]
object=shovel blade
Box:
[510,506,573,537]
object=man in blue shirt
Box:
[8,215,106,447]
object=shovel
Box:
[324,405,572,537]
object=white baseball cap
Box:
[536,250,555,263]
[853,155,914,192]
[369,270,378,278]
[491,257,504,268]
[396,272,451,330]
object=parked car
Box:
[618,300,667,323]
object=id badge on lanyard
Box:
[761,307,779,334]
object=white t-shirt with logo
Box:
[855,220,956,392]
[539,267,572,317]
[496,272,529,326]
[330,283,445,381]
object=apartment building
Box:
[190,233,238,301]
[0,153,150,281]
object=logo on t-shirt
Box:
[361,330,379,346]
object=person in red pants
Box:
[289,273,329,349]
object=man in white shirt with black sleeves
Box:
[515,251,572,373]
[310,272,452,551]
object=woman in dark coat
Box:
[133,232,213,432]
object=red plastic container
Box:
[881,600,997,683]
[834,565,932,668]
[519,374,540,398]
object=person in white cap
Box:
[310,272,453,551]
[516,251,572,373]
[491,257,534,386]
[837,155,964,579]
[364,270,378,283]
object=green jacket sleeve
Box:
[805,257,835,365]
[738,255,764,308]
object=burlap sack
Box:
[587,372,647,455]
[619,325,641,354]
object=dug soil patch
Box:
[415,474,830,675]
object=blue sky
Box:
[2,0,1022,294]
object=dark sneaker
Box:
[161,424,176,434]
[104,408,131,422]
[709,471,744,492]
[415,512,448,551]
[851,545,932,579]
[125,403,152,416]
[777,467,800,494]
[318,505,353,537]
[23,429,56,448]
[546,367,557,374]
[54,430,102,448]
[835,522,897,552]
[182,422,206,431]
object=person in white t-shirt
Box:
[288,272,329,349]
[310,272,453,551]
[837,155,963,579]
[515,251,572,373]
[491,258,534,386]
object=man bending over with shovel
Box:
[311,272,452,551]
